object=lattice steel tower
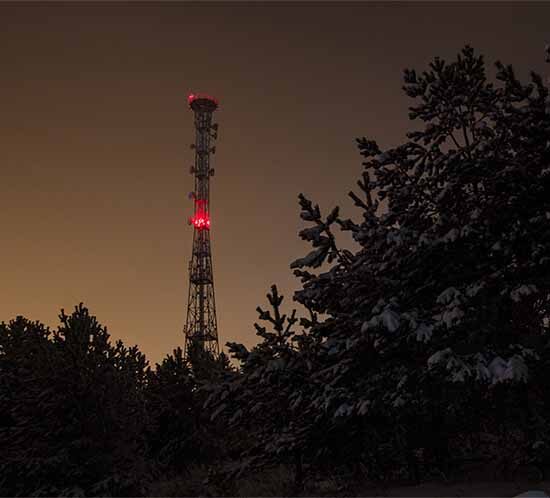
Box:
[183,93,220,357]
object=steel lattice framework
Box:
[183,93,220,357]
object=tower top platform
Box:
[188,93,219,112]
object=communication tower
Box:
[183,93,220,357]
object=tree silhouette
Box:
[0,304,150,497]
[218,46,550,486]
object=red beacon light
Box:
[189,198,211,230]
[190,216,210,229]
[188,93,220,109]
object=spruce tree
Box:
[220,45,550,485]
[0,305,150,496]
[292,45,550,481]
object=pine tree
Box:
[221,45,550,485]
[292,45,550,481]
[0,304,150,496]
[204,285,328,491]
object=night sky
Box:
[2,2,549,365]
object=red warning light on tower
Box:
[188,93,220,109]
[190,198,210,230]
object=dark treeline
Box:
[2,46,550,496]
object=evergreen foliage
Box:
[0,305,150,496]
[2,45,550,496]
[145,343,232,477]
[210,45,550,487]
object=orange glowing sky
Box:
[2,2,549,365]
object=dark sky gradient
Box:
[2,2,549,365]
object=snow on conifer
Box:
[209,46,550,485]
